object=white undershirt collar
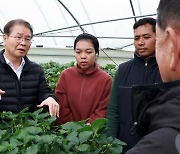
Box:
[4,55,25,80]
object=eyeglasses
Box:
[8,35,33,44]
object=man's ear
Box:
[2,34,7,46]
[166,27,180,71]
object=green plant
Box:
[99,64,117,78]
[0,108,126,153]
[40,61,75,91]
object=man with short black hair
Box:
[127,0,180,153]
[107,17,162,153]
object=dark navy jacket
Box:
[127,80,180,154]
[107,52,162,153]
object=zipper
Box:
[130,122,138,135]
[145,61,148,66]
[79,73,85,106]
[145,61,148,83]
[17,80,21,111]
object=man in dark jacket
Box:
[0,19,59,117]
[126,0,180,153]
[106,17,162,153]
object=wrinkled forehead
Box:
[10,24,32,37]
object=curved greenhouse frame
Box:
[0,0,160,65]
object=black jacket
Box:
[0,49,55,113]
[126,80,180,154]
[107,52,162,152]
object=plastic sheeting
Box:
[0,0,160,50]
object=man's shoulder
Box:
[29,61,40,67]
[29,61,42,70]
[118,58,134,71]
[24,58,43,72]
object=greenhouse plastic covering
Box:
[0,0,160,50]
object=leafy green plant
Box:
[40,61,75,91]
[99,64,117,78]
[0,108,126,153]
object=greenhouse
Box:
[1,0,177,154]
[0,0,159,66]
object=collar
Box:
[3,54,25,70]
[0,49,31,70]
[76,62,98,75]
[134,52,157,64]
[134,52,156,61]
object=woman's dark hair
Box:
[133,17,156,33]
[74,33,99,55]
[3,19,33,38]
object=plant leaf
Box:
[25,126,42,135]
[61,122,82,132]
[109,144,123,154]
[91,118,108,135]
[79,131,92,144]
[67,132,79,145]
[78,125,92,132]
[75,144,89,152]
[24,145,38,154]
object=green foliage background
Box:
[0,108,126,153]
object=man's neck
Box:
[3,52,22,70]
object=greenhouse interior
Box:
[1,1,179,153]
[0,0,160,66]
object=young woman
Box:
[55,33,112,124]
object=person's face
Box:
[3,24,32,60]
[75,40,96,71]
[134,23,156,59]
